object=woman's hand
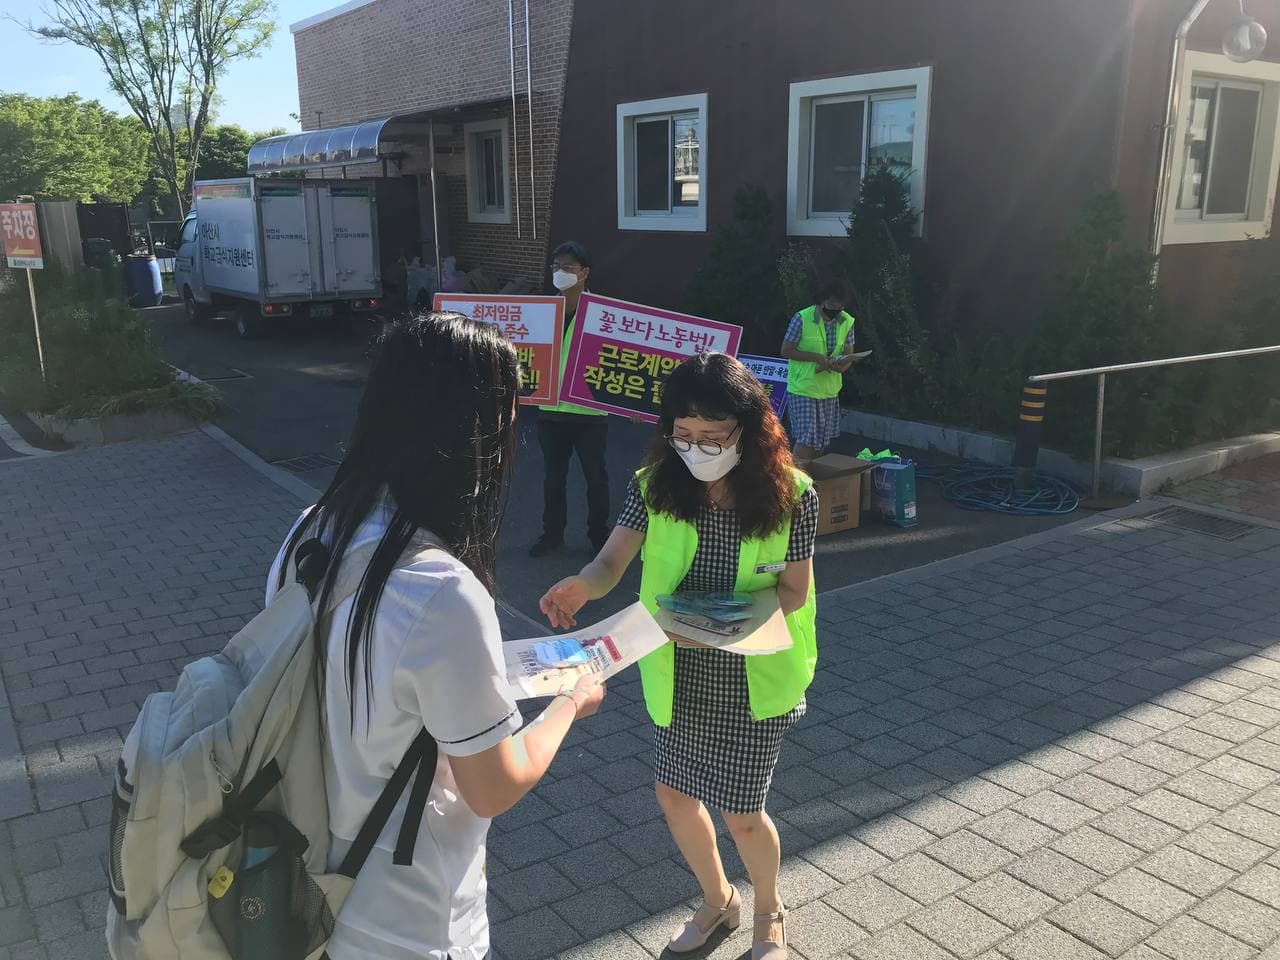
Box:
[540,575,591,629]
[566,674,606,719]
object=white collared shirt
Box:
[267,503,520,960]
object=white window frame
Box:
[464,118,512,225]
[616,93,708,232]
[1164,51,1280,245]
[786,66,931,238]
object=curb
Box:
[817,497,1162,606]
[839,408,1280,498]
[0,410,62,460]
[200,424,322,504]
[171,362,323,506]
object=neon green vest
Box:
[786,305,854,400]
[635,469,818,726]
[539,316,608,416]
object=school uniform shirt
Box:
[266,502,521,960]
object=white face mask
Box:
[678,442,742,483]
[552,269,579,291]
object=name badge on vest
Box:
[755,561,786,574]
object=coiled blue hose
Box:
[914,461,1081,515]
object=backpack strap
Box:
[336,729,437,877]
[327,532,447,876]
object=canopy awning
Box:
[247,117,393,174]
[247,95,516,175]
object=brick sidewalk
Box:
[1,434,1278,960]
[1169,453,1280,524]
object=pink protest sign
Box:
[562,293,742,423]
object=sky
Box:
[0,0,328,133]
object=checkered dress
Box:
[618,478,818,813]
[783,311,848,449]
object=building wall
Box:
[292,0,576,286]
[547,0,1134,334]
[1115,0,1280,340]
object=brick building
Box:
[278,0,1280,334]
[267,0,576,297]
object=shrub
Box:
[777,242,817,316]
[833,162,949,421]
[0,264,222,422]
[685,184,786,354]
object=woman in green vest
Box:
[540,353,820,960]
[780,277,858,462]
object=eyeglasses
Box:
[665,424,741,456]
[550,262,581,273]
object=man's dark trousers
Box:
[537,412,609,544]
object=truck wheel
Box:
[183,288,209,325]
[234,307,260,340]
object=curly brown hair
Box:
[642,353,798,539]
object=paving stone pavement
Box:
[1,433,1279,960]
[1169,453,1280,523]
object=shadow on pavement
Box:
[486,508,1280,959]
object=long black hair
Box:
[279,312,520,716]
[643,352,797,539]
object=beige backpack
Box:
[107,523,444,960]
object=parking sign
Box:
[2,203,43,269]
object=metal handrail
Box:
[1027,344,1280,499]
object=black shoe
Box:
[529,535,564,557]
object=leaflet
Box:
[504,601,668,699]
[654,588,793,656]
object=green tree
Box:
[685,184,786,353]
[29,0,275,215]
[195,123,284,180]
[0,93,148,202]
[834,162,944,419]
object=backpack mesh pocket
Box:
[208,814,335,960]
[108,759,132,915]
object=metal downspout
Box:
[525,0,537,240]
[509,0,522,238]
[1151,0,1214,272]
[429,116,441,286]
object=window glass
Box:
[635,118,670,212]
[672,113,701,207]
[1178,84,1217,211]
[869,96,916,175]
[810,98,864,215]
[1205,85,1260,216]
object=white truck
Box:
[174,177,382,338]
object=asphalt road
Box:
[149,305,1080,632]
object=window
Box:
[464,119,511,225]
[787,67,931,237]
[1165,52,1280,245]
[180,219,198,244]
[617,93,708,231]
[1177,80,1262,219]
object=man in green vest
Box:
[530,240,611,557]
[780,278,859,462]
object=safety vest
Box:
[635,469,818,727]
[786,305,854,400]
[538,315,608,416]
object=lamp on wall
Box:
[1224,0,1268,62]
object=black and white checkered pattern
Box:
[618,480,817,813]
[787,394,843,449]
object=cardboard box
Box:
[807,454,877,536]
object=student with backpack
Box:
[107,313,604,960]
